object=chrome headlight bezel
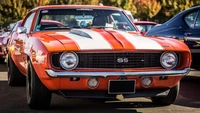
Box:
[160,52,178,69]
[59,52,79,70]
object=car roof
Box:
[164,5,200,25]
[31,5,123,12]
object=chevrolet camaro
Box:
[7,5,191,109]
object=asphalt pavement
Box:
[0,64,200,113]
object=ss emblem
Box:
[117,58,128,63]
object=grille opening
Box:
[51,53,60,68]
[51,52,163,69]
[77,53,162,68]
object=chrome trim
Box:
[45,68,190,78]
[186,37,200,41]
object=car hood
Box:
[35,29,189,51]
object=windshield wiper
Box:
[43,26,73,30]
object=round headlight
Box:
[59,52,79,70]
[160,52,178,69]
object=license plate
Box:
[108,80,136,94]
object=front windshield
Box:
[35,9,137,31]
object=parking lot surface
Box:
[0,64,200,113]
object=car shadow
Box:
[48,97,162,113]
[49,102,143,113]
[175,76,200,108]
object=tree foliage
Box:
[24,0,50,10]
[49,0,99,5]
[0,0,200,27]
[134,0,161,20]
[0,0,29,27]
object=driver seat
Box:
[92,16,107,26]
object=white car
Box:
[124,10,135,22]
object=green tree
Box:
[100,0,137,16]
[49,0,99,5]
[155,0,195,23]
[133,0,161,21]
[24,0,50,10]
[49,0,72,5]
[0,0,29,27]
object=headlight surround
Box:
[160,52,178,69]
[59,52,79,70]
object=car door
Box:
[13,12,36,74]
[184,10,200,53]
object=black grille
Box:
[51,52,162,69]
[51,53,60,68]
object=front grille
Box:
[51,52,162,69]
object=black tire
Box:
[151,82,180,106]
[7,55,26,86]
[27,60,52,109]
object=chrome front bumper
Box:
[45,68,190,78]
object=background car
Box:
[134,21,158,35]
[7,5,191,109]
[4,21,22,47]
[5,20,64,48]
[145,5,200,68]
[124,10,135,22]
[0,31,10,63]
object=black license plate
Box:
[108,80,135,94]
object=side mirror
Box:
[17,27,27,34]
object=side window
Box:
[195,12,200,28]
[10,23,17,33]
[23,12,35,33]
[12,22,21,32]
[184,11,198,28]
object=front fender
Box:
[24,35,66,90]
[25,35,66,72]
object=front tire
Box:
[151,82,180,106]
[27,60,52,109]
[7,55,25,86]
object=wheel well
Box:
[27,56,30,62]
[7,54,10,67]
[27,57,31,77]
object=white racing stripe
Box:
[57,29,113,50]
[114,30,164,50]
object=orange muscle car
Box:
[7,5,191,109]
